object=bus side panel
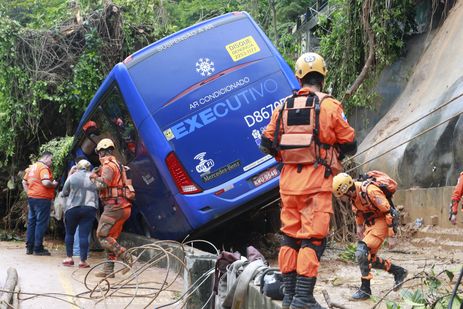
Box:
[124,140,192,240]
[113,67,195,239]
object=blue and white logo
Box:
[196,58,215,77]
[341,111,348,122]
[194,152,215,173]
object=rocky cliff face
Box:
[354,1,463,189]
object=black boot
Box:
[282,272,296,309]
[33,246,51,256]
[290,276,325,309]
[388,264,408,291]
[352,278,371,300]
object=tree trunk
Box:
[344,0,375,100]
[269,0,278,45]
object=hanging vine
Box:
[316,0,416,112]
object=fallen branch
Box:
[0,267,18,309]
[322,289,349,309]
[370,269,453,309]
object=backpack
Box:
[358,170,398,199]
[109,159,136,201]
[358,170,399,233]
[213,247,267,309]
[272,92,341,178]
[119,164,136,201]
[213,251,241,308]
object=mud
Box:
[311,226,463,309]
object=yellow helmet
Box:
[295,52,327,79]
[95,138,115,152]
[332,173,354,198]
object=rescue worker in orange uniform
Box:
[449,172,463,225]
[332,173,408,300]
[90,138,134,278]
[22,151,58,255]
[260,52,357,309]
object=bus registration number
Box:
[252,167,279,187]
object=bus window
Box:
[79,85,138,165]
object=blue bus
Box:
[71,11,299,240]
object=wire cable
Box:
[448,265,463,309]
[346,109,463,173]
[9,239,217,308]
[347,91,463,163]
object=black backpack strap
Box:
[273,95,296,149]
[312,94,335,178]
[313,95,321,143]
[286,96,295,109]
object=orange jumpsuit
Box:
[263,87,355,277]
[92,155,132,260]
[352,182,394,276]
[450,172,463,215]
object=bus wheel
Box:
[264,203,281,233]
[90,224,103,251]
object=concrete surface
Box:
[119,232,216,308]
[394,186,463,228]
[0,240,183,308]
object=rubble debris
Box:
[0,267,18,309]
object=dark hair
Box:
[40,151,53,158]
[98,148,114,156]
[300,72,324,88]
[85,126,100,136]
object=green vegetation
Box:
[385,266,462,309]
[338,242,356,262]
[37,136,74,178]
[316,0,415,112]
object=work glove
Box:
[259,135,277,157]
[450,214,457,225]
[449,200,458,223]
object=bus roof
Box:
[124,12,249,68]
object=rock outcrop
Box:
[354,1,463,189]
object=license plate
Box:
[252,167,279,187]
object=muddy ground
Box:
[0,224,462,309]
[312,225,463,309]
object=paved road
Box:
[0,240,183,308]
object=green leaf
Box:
[445,270,454,282]
[386,300,400,309]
